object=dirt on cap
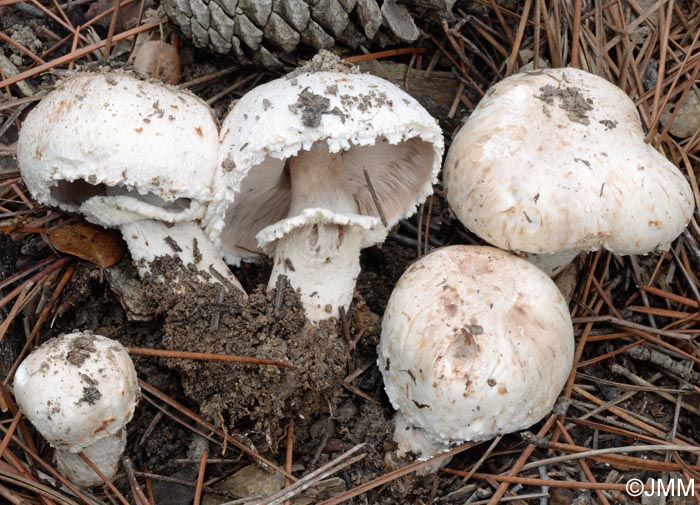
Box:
[536,83,594,125]
[65,333,98,366]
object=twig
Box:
[0,18,166,90]
[625,345,700,383]
[505,0,533,75]
[210,285,227,331]
[0,467,81,505]
[138,380,295,480]
[362,168,388,228]
[206,73,261,106]
[570,0,582,67]
[458,435,503,483]
[342,48,427,63]
[127,347,295,369]
[520,443,700,472]
[571,315,694,341]
[78,452,130,505]
[177,66,241,89]
[443,469,653,492]
[284,419,295,505]
[193,447,208,505]
[122,457,150,505]
[317,442,478,505]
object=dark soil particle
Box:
[358,241,418,315]
[536,83,594,125]
[65,334,97,366]
[54,262,129,331]
[289,87,346,127]
[0,233,18,281]
[129,408,193,475]
[76,384,102,405]
[286,49,359,79]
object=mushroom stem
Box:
[79,188,246,295]
[391,411,450,475]
[522,250,580,277]
[267,220,366,321]
[287,141,358,216]
[120,220,245,294]
[54,431,126,488]
[263,142,379,321]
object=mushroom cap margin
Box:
[17,72,220,211]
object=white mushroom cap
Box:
[17,72,244,291]
[13,331,139,452]
[203,69,442,320]
[378,246,574,459]
[18,71,219,215]
[204,70,444,263]
[444,68,694,261]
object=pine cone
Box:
[163,0,457,67]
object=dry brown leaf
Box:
[47,221,125,267]
[133,40,181,84]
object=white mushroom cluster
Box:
[16,63,695,482]
[17,67,443,321]
[378,67,695,471]
[13,332,139,487]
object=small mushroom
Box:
[378,246,574,469]
[205,69,443,321]
[17,72,244,293]
[13,331,139,487]
[443,68,695,275]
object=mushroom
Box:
[378,245,574,469]
[443,67,695,275]
[17,72,244,293]
[13,331,139,487]
[204,69,443,321]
